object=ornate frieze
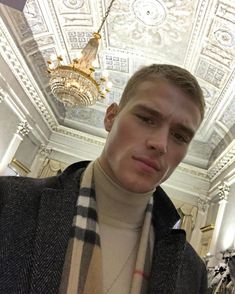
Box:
[208,141,235,180]
[177,163,209,180]
[0,18,57,130]
[55,126,105,147]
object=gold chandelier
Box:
[47,0,115,107]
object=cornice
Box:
[208,140,235,181]
[0,17,57,130]
[53,125,105,147]
[177,162,208,180]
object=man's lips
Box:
[133,156,161,172]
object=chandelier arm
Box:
[97,0,115,34]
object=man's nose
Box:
[146,128,168,155]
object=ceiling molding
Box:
[208,139,235,181]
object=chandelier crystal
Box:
[47,1,115,107]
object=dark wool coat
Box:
[0,161,207,294]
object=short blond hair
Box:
[119,64,205,120]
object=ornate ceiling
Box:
[0,0,235,170]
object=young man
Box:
[0,64,207,294]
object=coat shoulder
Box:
[177,241,208,294]
[0,175,58,211]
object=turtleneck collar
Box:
[94,159,154,230]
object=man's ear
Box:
[104,103,119,132]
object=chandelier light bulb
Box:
[77,51,83,59]
[102,70,109,78]
[106,81,113,89]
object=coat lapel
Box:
[148,230,186,294]
[29,188,77,294]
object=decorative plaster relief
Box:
[103,53,129,73]
[29,48,55,84]
[23,35,55,54]
[17,120,30,137]
[195,58,227,88]
[65,31,93,50]
[188,140,212,159]
[216,2,235,25]
[57,0,90,13]
[210,138,229,164]
[200,85,217,117]
[55,126,105,147]
[208,131,223,150]
[9,0,48,40]
[62,0,85,10]
[106,87,122,104]
[0,20,57,130]
[203,17,235,68]
[107,0,194,63]
[198,197,209,213]
[202,44,234,68]
[218,182,230,201]
[208,142,235,180]
[65,108,105,129]
[184,0,208,68]
[178,163,208,180]
[132,0,167,26]
[54,0,92,27]
[219,97,235,129]
[39,144,52,158]
[109,72,128,89]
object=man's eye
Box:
[171,131,189,143]
[137,115,154,125]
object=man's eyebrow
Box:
[132,104,196,138]
[132,104,164,118]
[174,124,195,138]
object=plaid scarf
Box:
[59,162,154,294]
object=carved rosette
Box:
[17,120,30,137]
[218,183,230,202]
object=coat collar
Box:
[27,162,87,292]
[31,161,183,293]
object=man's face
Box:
[99,79,202,193]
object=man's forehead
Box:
[135,80,177,95]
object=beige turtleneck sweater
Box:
[94,159,153,294]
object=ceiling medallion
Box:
[63,0,85,10]
[132,0,167,26]
[214,29,235,47]
[47,0,115,107]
